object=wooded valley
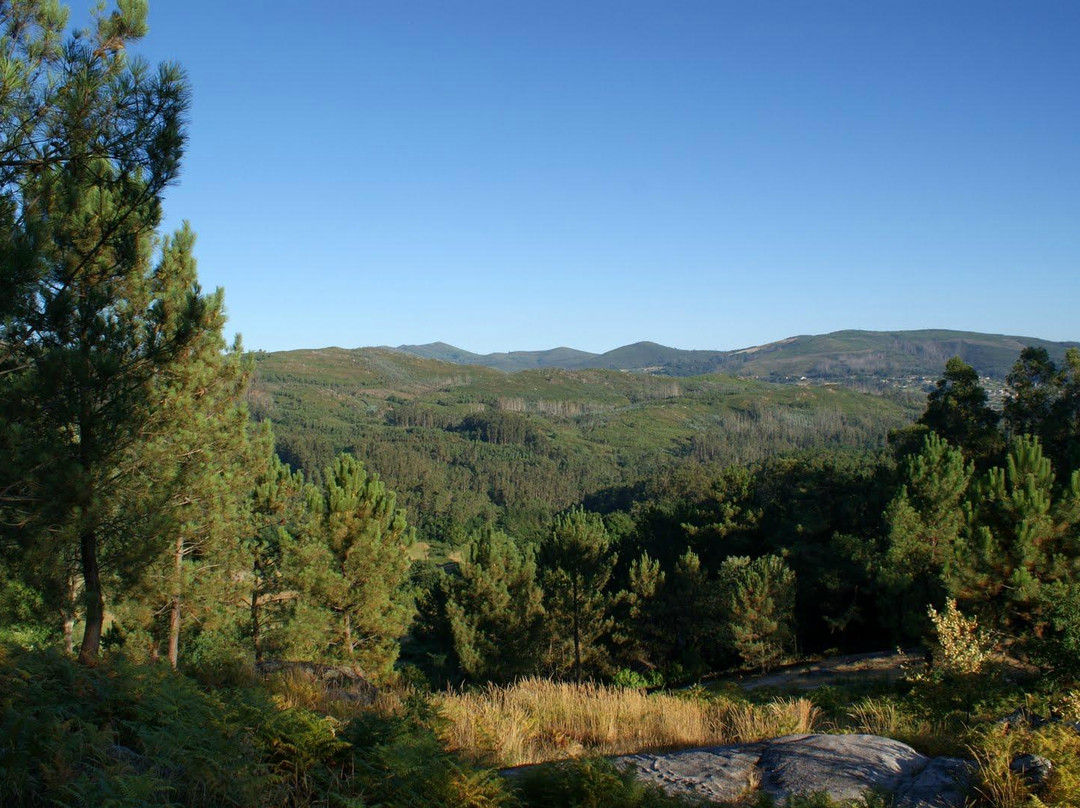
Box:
[3,3,1080,807]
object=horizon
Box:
[263,325,1080,357]
[63,0,1080,354]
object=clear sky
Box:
[71,1,1080,353]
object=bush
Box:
[612,668,665,690]
[0,646,513,808]
[926,599,991,676]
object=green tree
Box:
[882,433,973,639]
[0,2,222,663]
[718,554,797,672]
[1004,346,1080,478]
[296,453,415,677]
[662,548,715,670]
[954,435,1080,645]
[444,527,545,681]
[919,357,1002,463]
[127,226,256,668]
[612,551,666,669]
[245,449,307,663]
[1004,347,1060,439]
[539,508,616,681]
[1048,349,1080,477]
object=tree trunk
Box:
[344,613,354,658]
[63,616,74,655]
[62,573,78,655]
[572,576,581,683]
[251,584,263,662]
[168,534,183,668]
[78,527,104,665]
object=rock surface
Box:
[1010,754,1053,790]
[613,733,971,807]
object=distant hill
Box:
[389,330,1078,384]
[249,347,920,543]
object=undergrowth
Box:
[7,643,1080,807]
[0,645,514,807]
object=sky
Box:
[68,1,1080,354]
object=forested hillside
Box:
[249,347,919,544]
[392,330,1079,386]
[4,3,1080,807]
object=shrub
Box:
[0,646,514,808]
[926,599,991,676]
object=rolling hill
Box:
[249,346,921,544]
[388,329,1078,383]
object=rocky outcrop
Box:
[613,733,972,807]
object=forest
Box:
[3,3,1080,807]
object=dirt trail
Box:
[715,649,924,691]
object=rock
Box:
[998,706,1050,731]
[756,734,925,803]
[615,746,762,802]
[895,757,974,808]
[105,744,151,773]
[613,734,971,808]
[1010,754,1053,790]
[254,660,378,705]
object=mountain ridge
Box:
[384,329,1078,382]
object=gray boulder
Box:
[614,733,972,807]
[616,746,762,803]
[1010,754,1053,790]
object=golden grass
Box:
[435,677,820,767]
[265,666,407,721]
[968,722,1080,808]
[838,696,963,758]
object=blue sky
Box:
[74,1,1080,353]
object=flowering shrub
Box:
[926,599,991,675]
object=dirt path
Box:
[714,649,924,691]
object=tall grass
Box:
[968,723,1080,808]
[437,677,820,767]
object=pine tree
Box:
[444,527,545,681]
[612,551,666,669]
[1004,347,1080,479]
[137,257,257,669]
[1004,347,1061,440]
[1048,348,1080,478]
[718,554,797,672]
[882,433,973,638]
[70,228,257,668]
[245,449,307,663]
[0,2,223,663]
[296,453,415,677]
[662,548,714,669]
[919,357,1002,463]
[539,508,616,681]
[955,435,1080,643]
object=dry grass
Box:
[436,677,820,767]
[838,696,963,758]
[264,666,408,721]
[968,722,1080,808]
[846,697,902,738]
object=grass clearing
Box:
[435,677,820,767]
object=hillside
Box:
[250,347,920,545]
[388,329,1078,385]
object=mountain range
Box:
[389,329,1078,382]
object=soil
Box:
[715,649,925,691]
